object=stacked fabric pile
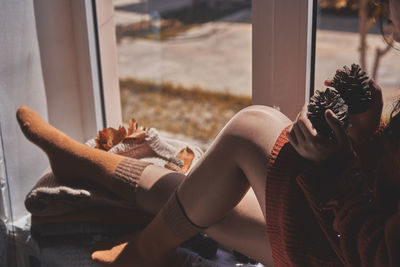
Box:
[25,122,208,266]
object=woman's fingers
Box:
[298,105,317,139]
[286,125,298,147]
[325,68,346,87]
[324,78,333,87]
[369,78,384,110]
[292,122,305,144]
[287,109,304,147]
[325,110,347,145]
[288,106,349,162]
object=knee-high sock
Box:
[16,105,152,203]
[161,190,208,239]
[91,190,208,265]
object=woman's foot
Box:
[16,105,122,182]
[91,190,202,267]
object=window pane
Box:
[113,0,252,148]
[315,1,400,121]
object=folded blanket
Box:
[31,207,153,226]
[25,128,204,217]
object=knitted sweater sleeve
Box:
[296,152,400,267]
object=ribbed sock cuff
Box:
[113,158,152,200]
[161,191,207,240]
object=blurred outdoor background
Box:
[316,0,400,121]
[113,0,400,148]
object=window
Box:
[1,0,319,265]
[112,0,253,147]
[315,0,400,120]
[252,0,315,120]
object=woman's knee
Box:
[223,105,290,147]
[239,105,291,124]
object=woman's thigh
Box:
[139,104,291,220]
[225,105,291,217]
[139,166,275,265]
[205,188,274,266]
[137,105,291,265]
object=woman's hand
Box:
[325,76,383,146]
[286,104,351,163]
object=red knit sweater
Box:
[265,125,400,267]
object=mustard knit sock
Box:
[91,191,207,266]
[16,106,151,201]
[113,157,151,202]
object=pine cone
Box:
[308,88,349,138]
[331,63,372,114]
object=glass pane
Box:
[315,1,400,121]
[113,0,252,148]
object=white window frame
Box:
[34,0,121,144]
[93,0,123,129]
[252,0,316,120]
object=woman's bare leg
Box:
[138,105,290,218]
[120,105,290,265]
[138,166,272,264]
[177,105,290,224]
[207,188,272,264]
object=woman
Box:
[16,0,400,266]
